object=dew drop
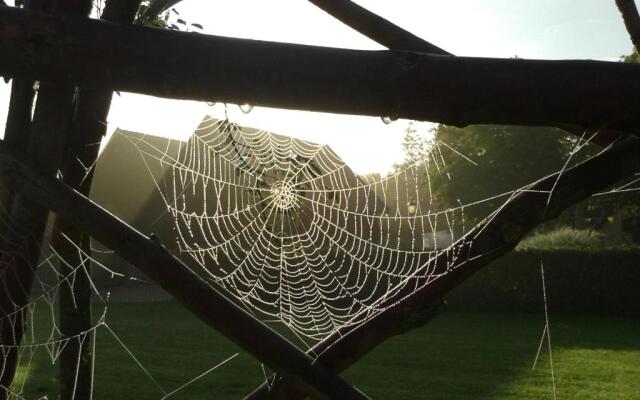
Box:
[381,115,398,124]
[239,103,254,114]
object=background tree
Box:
[399,124,574,225]
[622,48,639,62]
[396,121,639,239]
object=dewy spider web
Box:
[2,109,631,397]
[118,115,638,398]
[0,206,114,397]
[127,115,496,341]
[0,195,236,399]
[128,113,639,346]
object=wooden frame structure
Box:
[0,1,639,399]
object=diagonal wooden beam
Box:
[309,0,449,54]
[615,0,640,53]
[0,142,369,400]
[2,7,640,130]
[245,136,640,399]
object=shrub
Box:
[446,248,640,316]
[517,226,639,252]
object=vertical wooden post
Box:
[53,2,141,397]
[52,88,111,400]
[0,3,92,398]
[0,4,39,395]
[0,81,77,399]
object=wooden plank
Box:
[1,7,640,129]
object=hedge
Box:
[445,248,640,316]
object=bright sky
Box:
[0,0,636,173]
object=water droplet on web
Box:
[381,115,398,124]
[239,103,254,114]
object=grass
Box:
[15,301,640,399]
[517,227,640,252]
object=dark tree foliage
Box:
[396,121,639,232]
[424,124,573,224]
[622,48,640,62]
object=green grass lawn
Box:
[14,301,640,399]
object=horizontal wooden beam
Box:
[246,135,640,399]
[2,7,640,129]
[307,0,634,147]
[0,142,369,400]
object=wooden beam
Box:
[616,0,640,53]
[53,84,109,400]
[0,78,34,237]
[245,136,640,399]
[0,3,41,262]
[0,5,40,396]
[53,1,142,399]
[309,0,449,54]
[0,1,99,396]
[0,80,77,400]
[0,142,369,400]
[2,7,640,130]
[308,0,632,147]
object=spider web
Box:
[2,109,636,398]
[0,198,237,399]
[127,115,506,341]
[102,120,638,400]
